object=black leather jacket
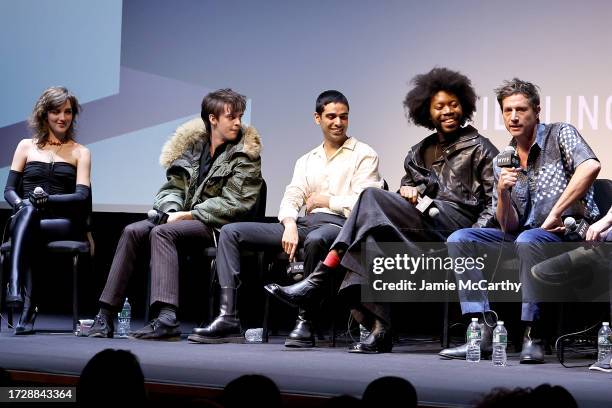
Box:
[400,125,498,228]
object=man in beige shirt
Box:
[188,90,382,346]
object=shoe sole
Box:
[187,334,244,344]
[438,353,465,360]
[129,334,181,341]
[88,333,113,339]
[284,338,315,348]
[264,286,299,308]
[519,358,545,364]
[589,365,612,373]
[348,348,391,354]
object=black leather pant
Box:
[7,205,79,305]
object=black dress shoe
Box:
[14,306,38,335]
[284,318,315,348]
[88,314,114,338]
[188,316,243,344]
[130,318,180,341]
[348,330,393,354]
[439,314,494,360]
[520,339,544,364]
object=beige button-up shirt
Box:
[278,137,383,221]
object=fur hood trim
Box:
[159,117,262,168]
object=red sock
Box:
[323,251,341,269]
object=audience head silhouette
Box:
[362,376,417,408]
[223,374,281,408]
[77,349,146,404]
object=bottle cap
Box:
[604,322,610,326]
[497,321,504,325]
[471,317,478,322]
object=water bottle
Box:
[359,324,371,342]
[597,322,612,362]
[466,317,481,363]
[244,328,263,343]
[117,298,131,338]
[492,321,508,366]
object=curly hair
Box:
[403,67,477,130]
[29,86,81,148]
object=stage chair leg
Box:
[262,294,270,343]
[208,259,217,323]
[72,254,79,332]
[0,251,4,333]
[144,267,151,323]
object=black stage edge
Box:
[0,316,610,407]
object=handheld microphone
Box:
[415,184,439,218]
[496,146,520,169]
[563,216,589,241]
[147,208,169,225]
[29,186,49,209]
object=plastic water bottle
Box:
[359,324,371,342]
[597,322,612,361]
[245,328,263,343]
[466,317,482,363]
[117,298,131,338]
[492,321,508,366]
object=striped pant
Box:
[99,219,213,309]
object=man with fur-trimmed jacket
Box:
[88,89,263,340]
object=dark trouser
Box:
[447,227,563,321]
[99,219,214,309]
[216,212,345,288]
[333,188,474,324]
[8,205,80,303]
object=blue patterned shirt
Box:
[493,123,599,228]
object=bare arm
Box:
[541,159,601,232]
[496,168,520,233]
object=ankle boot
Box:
[349,318,393,354]
[188,288,242,344]
[520,323,544,364]
[264,261,333,308]
[284,308,315,348]
[439,312,495,360]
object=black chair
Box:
[0,200,94,333]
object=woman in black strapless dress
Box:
[3,86,91,334]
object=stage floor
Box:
[0,316,609,407]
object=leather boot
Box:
[439,312,495,359]
[520,323,544,364]
[349,317,393,354]
[188,288,242,344]
[284,308,315,348]
[15,272,36,335]
[264,261,333,308]
[6,276,22,305]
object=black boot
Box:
[5,277,22,306]
[284,308,315,348]
[439,312,496,360]
[188,288,242,344]
[15,273,37,335]
[349,317,393,354]
[520,323,545,364]
[264,261,333,308]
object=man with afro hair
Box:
[266,67,498,354]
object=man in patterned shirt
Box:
[440,78,601,363]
